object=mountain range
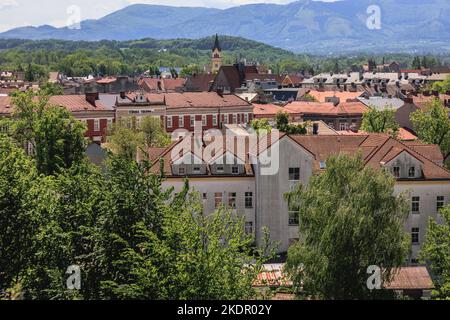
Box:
[0,0,449,54]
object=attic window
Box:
[408,167,415,178]
[393,167,400,178]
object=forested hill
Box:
[0,37,448,80]
[1,1,449,54]
[0,36,304,78]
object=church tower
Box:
[211,34,222,74]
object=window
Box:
[178,167,185,175]
[245,222,253,235]
[233,114,237,124]
[190,115,195,127]
[412,196,420,213]
[228,192,236,209]
[212,114,218,126]
[328,122,334,129]
[223,114,228,124]
[202,193,207,200]
[167,116,172,128]
[179,115,184,127]
[245,192,253,208]
[411,228,419,244]
[244,113,249,123]
[107,119,113,129]
[193,166,201,174]
[319,162,326,169]
[232,166,239,174]
[202,115,207,126]
[217,166,224,173]
[437,196,444,211]
[214,192,223,208]
[408,167,415,178]
[94,119,100,131]
[289,168,300,181]
[393,166,400,178]
[289,210,299,226]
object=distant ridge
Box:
[0,0,449,54]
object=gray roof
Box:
[357,97,405,110]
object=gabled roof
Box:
[304,90,363,103]
[123,91,252,109]
[146,135,254,177]
[283,101,368,116]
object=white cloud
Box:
[0,0,18,10]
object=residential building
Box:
[282,100,368,130]
[115,91,254,133]
[147,133,450,263]
[0,92,115,143]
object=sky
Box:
[0,0,339,32]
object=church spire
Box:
[212,34,221,52]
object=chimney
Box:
[312,123,319,135]
[85,92,99,107]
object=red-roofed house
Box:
[0,93,115,143]
[116,91,253,133]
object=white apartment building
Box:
[146,133,450,263]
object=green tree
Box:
[361,107,399,137]
[285,154,409,299]
[250,118,272,134]
[410,98,450,156]
[11,91,86,175]
[431,75,450,94]
[39,82,64,96]
[140,116,171,149]
[0,136,43,296]
[22,162,106,300]
[419,205,450,299]
[275,111,289,129]
[107,120,143,161]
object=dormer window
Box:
[232,166,239,174]
[193,166,201,174]
[408,167,415,178]
[393,167,400,178]
[178,167,185,175]
[217,166,224,173]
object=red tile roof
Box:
[0,95,112,114]
[288,134,450,179]
[253,103,295,117]
[0,96,13,114]
[284,101,368,116]
[304,90,364,103]
[185,74,215,91]
[125,92,252,109]
[384,267,434,290]
[139,77,186,92]
[96,77,117,84]
[48,95,109,112]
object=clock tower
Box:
[211,34,222,74]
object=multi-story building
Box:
[0,92,115,143]
[115,91,254,133]
[147,132,450,263]
[282,100,368,131]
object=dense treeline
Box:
[0,37,449,80]
[0,91,275,300]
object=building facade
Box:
[148,132,450,264]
